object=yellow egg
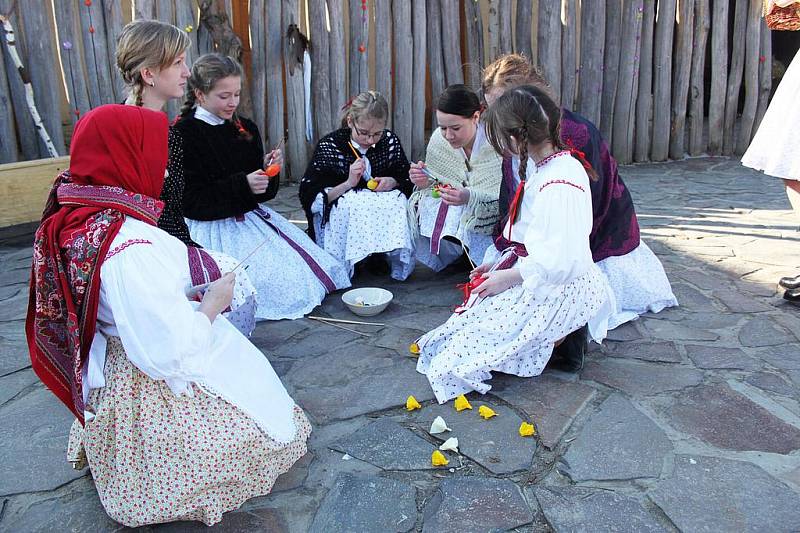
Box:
[367,179,378,190]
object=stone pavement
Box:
[2,157,800,532]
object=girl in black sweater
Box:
[175,54,349,321]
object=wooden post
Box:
[328,0,346,118]
[134,0,155,20]
[440,0,463,85]
[735,0,762,154]
[577,1,604,125]
[600,0,623,142]
[309,0,332,138]
[515,0,533,61]
[464,0,484,90]
[78,0,108,107]
[348,0,369,96]
[707,0,728,155]
[0,34,17,163]
[249,0,266,138]
[651,0,676,162]
[393,0,412,149]
[266,0,284,153]
[498,0,512,55]
[634,0,655,162]
[0,2,38,159]
[20,1,65,155]
[283,2,310,181]
[537,0,561,102]
[688,0,710,156]
[53,0,91,125]
[375,0,392,109]
[487,0,500,63]
[754,18,772,133]
[426,0,445,126]
[612,0,643,164]
[156,0,179,119]
[668,0,694,159]
[412,0,427,161]
[561,0,577,110]
[723,0,747,155]
[103,0,125,103]
[175,1,201,62]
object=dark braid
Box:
[179,90,197,118]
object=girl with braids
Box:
[116,20,258,336]
[408,85,503,272]
[483,53,676,338]
[415,86,614,403]
[175,54,349,320]
[300,91,415,280]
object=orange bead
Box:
[264,164,281,177]
[358,44,366,53]
[88,25,95,34]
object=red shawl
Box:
[26,104,168,422]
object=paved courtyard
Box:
[2,157,800,532]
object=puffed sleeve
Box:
[517,178,595,297]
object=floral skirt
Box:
[68,336,312,527]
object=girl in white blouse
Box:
[415,85,614,404]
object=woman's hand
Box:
[409,161,430,188]
[347,159,365,188]
[263,148,283,168]
[198,272,236,322]
[373,176,397,192]
[439,184,470,206]
[469,262,492,280]
[472,269,521,298]
[247,170,270,194]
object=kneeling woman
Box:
[409,85,502,271]
[300,91,415,280]
[416,86,613,403]
[176,54,350,320]
[27,105,310,527]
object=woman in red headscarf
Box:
[26,105,311,527]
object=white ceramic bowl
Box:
[342,287,394,316]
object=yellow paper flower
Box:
[431,450,449,466]
[519,421,536,437]
[409,342,420,357]
[406,395,421,411]
[479,405,497,419]
[454,395,472,411]
[184,24,194,33]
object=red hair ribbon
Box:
[565,139,593,173]
[340,96,356,111]
[506,180,525,240]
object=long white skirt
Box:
[314,189,415,281]
[187,205,351,321]
[415,194,493,271]
[416,266,610,404]
[596,241,678,330]
[741,48,800,181]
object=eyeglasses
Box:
[353,123,384,141]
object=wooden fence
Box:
[0,0,784,181]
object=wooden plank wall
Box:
[0,0,782,176]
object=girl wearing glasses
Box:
[300,91,416,280]
[408,85,503,272]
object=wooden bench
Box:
[0,156,69,228]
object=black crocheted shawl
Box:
[299,127,412,240]
[159,127,199,246]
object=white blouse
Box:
[86,218,298,443]
[503,152,595,299]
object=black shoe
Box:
[548,326,587,372]
[780,274,800,290]
[783,288,800,305]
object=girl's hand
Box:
[247,170,270,194]
[439,184,470,206]
[198,272,236,320]
[373,176,397,192]
[264,148,283,168]
[409,161,430,188]
[472,269,521,297]
[469,262,492,280]
[347,159,365,188]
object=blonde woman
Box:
[115,20,258,335]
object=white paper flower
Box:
[429,416,451,434]
[439,437,459,453]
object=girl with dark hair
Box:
[483,54,677,332]
[300,91,415,280]
[415,86,614,404]
[408,84,502,271]
[175,54,349,320]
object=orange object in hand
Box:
[264,164,281,177]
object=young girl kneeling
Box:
[416,86,614,403]
[300,91,415,280]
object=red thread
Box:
[105,239,152,260]
[538,179,585,193]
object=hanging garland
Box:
[358,0,367,54]
[61,40,81,119]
